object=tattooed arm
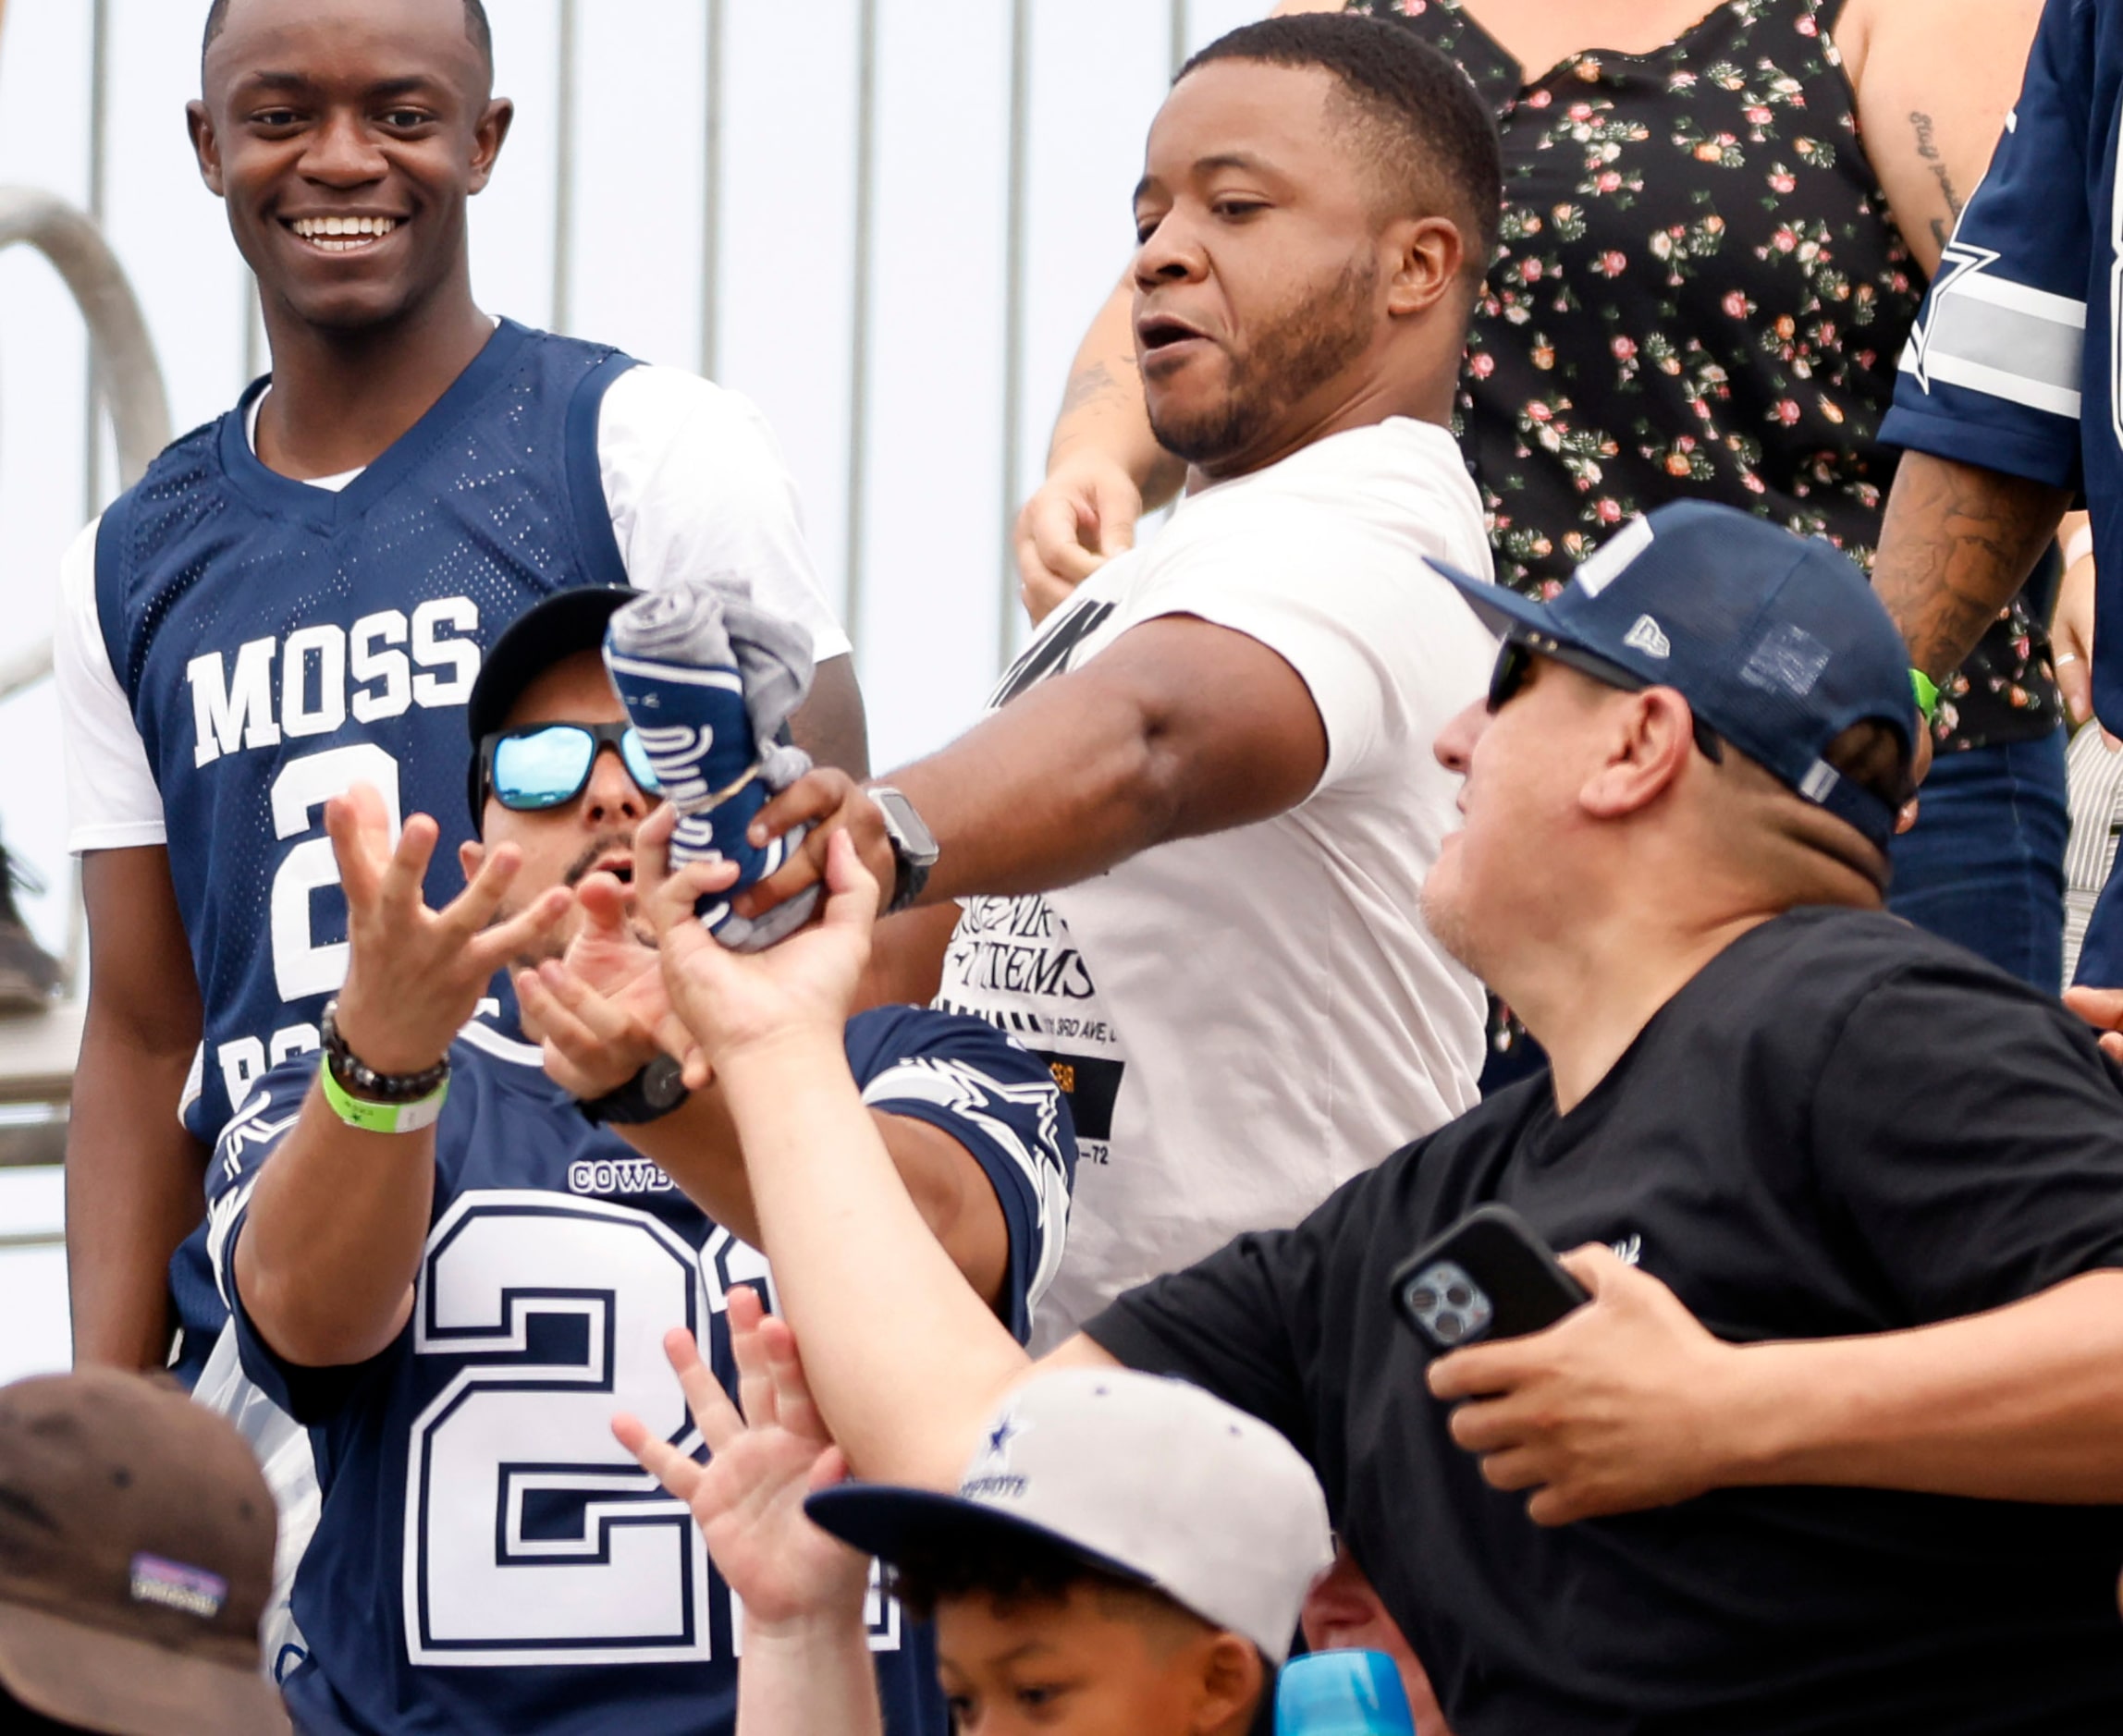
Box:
[1873,451,2072,695]
[1837,0,2043,275]
[1012,269,1187,624]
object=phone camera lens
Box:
[1445,1284,1472,1308]
[1434,1312,1466,1343]
[1408,1287,1437,1313]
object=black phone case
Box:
[1389,1204,1590,1355]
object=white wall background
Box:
[0,0,1268,1375]
[0,0,1276,961]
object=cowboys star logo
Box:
[1904,240,2001,394]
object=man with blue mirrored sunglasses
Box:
[190,584,1077,1736]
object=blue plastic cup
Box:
[1274,1649,1416,1736]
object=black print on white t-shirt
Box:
[989,598,1116,707]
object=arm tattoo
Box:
[1873,452,2071,679]
[1908,111,1965,251]
[1058,359,1131,420]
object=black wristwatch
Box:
[582,1054,691,1126]
[869,786,939,916]
[320,999,450,1104]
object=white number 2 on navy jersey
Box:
[404,1192,716,1666]
[268,743,401,1001]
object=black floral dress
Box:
[1349,0,2058,752]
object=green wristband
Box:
[320,1062,449,1134]
[1909,668,1941,725]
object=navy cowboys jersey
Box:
[206,1005,1074,1736]
[94,320,635,1152]
[1881,0,2121,718]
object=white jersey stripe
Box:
[1898,343,2084,421]
[1940,269,2087,329]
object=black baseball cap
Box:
[464,585,641,825]
[1425,502,1920,850]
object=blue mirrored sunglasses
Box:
[482,722,662,813]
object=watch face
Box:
[875,789,939,863]
[642,1054,688,1110]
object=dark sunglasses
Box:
[480,722,662,813]
[1489,631,1723,763]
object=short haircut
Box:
[1179,14,1503,278]
[202,0,496,82]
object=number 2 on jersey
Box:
[405,1193,716,1666]
[270,742,402,1001]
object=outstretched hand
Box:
[613,1287,869,1632]
[723,770,897,926]
[635,807,878,1089]
[1427,1246,1751,1527]
[517,868,706,1100]
[1013,448,1143,623]
[326,782,571,1076]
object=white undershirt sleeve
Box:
[596,366,853,661]
[57,516,168,854]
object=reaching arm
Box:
[234,789,569,1369]
[1842,0,2043,275]
[1871,451,2071,686]
[644,833,1118,1491]
[616,1290,882,1736]
[517,867,1012,1303]
[1735,1267,2123,1503]
[628,1102,1007,1312]
[233,1079,438,1369]
[66,848,208,1370]
[733,612,1330,923]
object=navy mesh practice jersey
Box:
[1881,0,2121,716]
[206,1005,1075,1736]
[94,319,636,1152]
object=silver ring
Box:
[2057,653,2081,665]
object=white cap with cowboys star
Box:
[804,1367,1333,1662]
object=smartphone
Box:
[1389,1204,1589,1355]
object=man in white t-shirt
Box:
[725,14,1506,1340]
[57,0,862,1378]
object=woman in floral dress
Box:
[1023,0,2068,996]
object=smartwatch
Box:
[869,786,940,916]
[582,1054,692,1127]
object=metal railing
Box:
[0,185,168,705]
[0,184,166,1057]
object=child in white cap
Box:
[618,1290,1331,1736]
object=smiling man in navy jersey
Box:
[202,589,1070,1733]
[55,0,866,1378]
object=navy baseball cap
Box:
[1424,502,1919,850]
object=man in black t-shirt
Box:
[641,501,2123,1734]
